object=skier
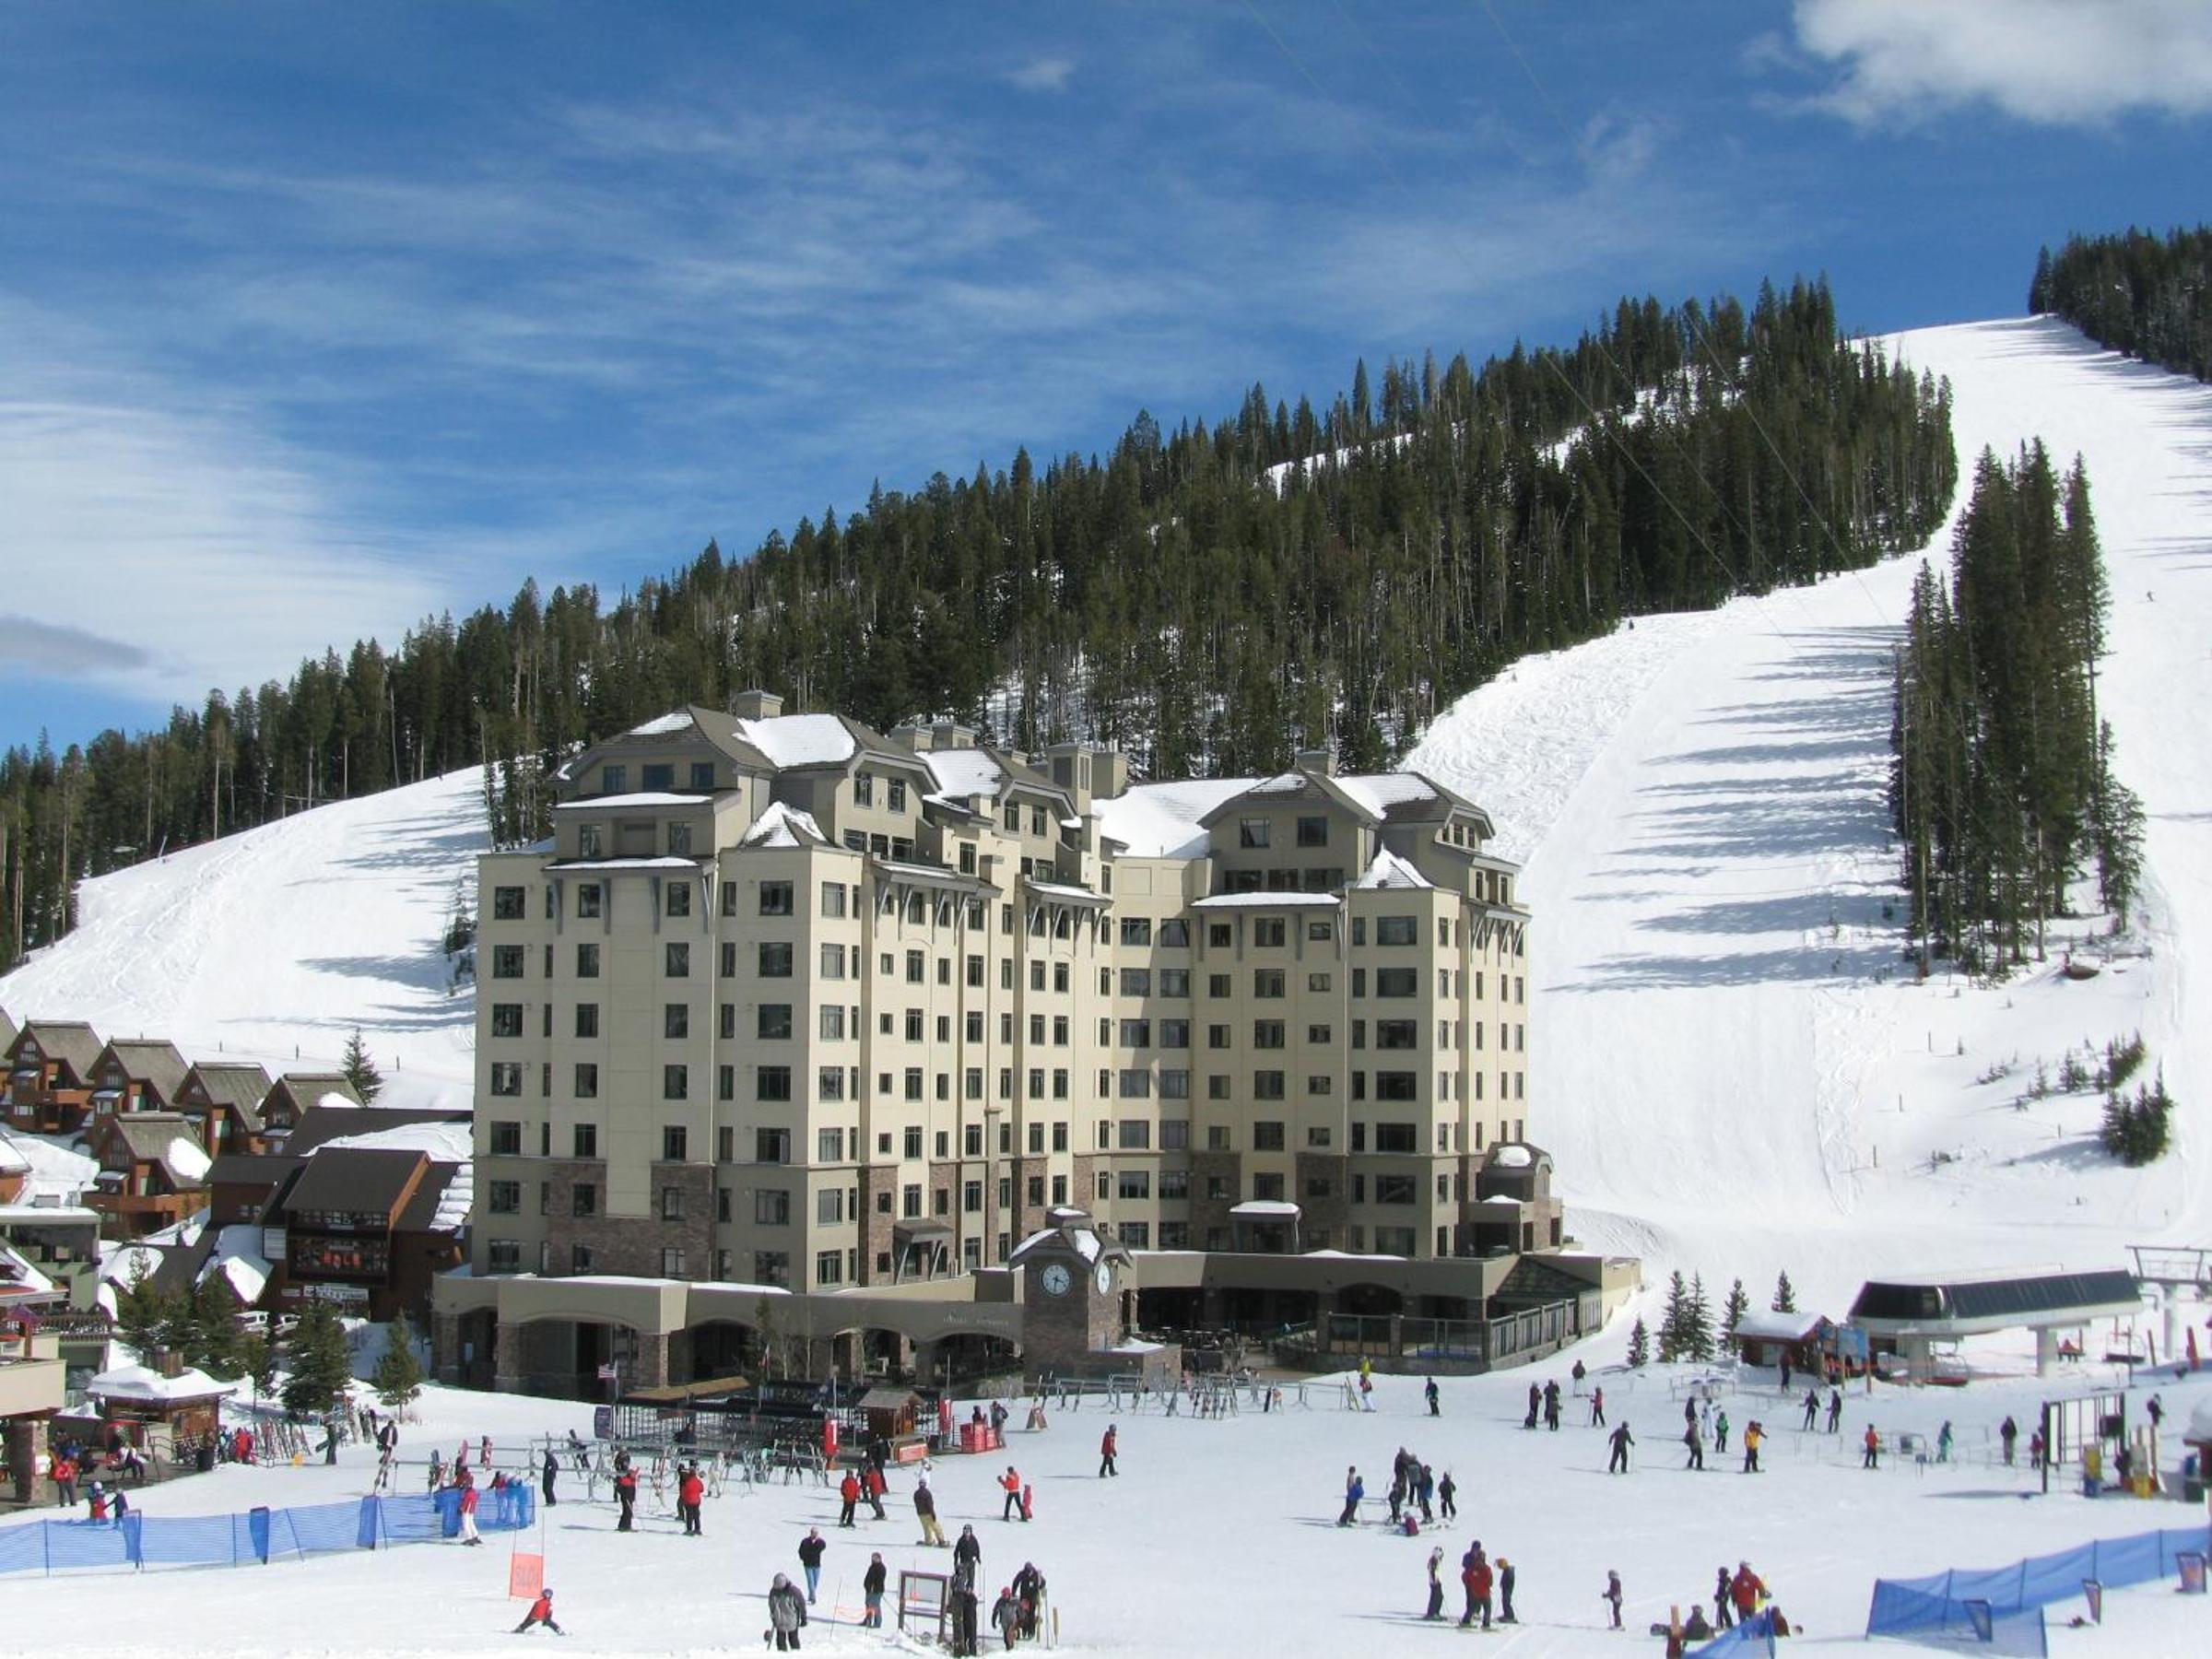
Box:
[1417,1462,1435,1524]
[512,1586,565,1636]
[1683,1419,1705,1471]
[1862,1424,1881,1469]
[1936,1421,1953,1464]
[992,1584,1024,1650]
[797,1528,827,1604]
[916,1477,947,1547]
[1999,1416,2018,1465]
[1607,1420,1634,1474]
[1424,1546,1446,1619]
[1801,1388,1819,1431]
[1544,1379,1562,1431]
[1337,1465,1364,1526]
[541,1449,559,1507]
[1099,1423,1118,1477]
[2030,1429,2046,1471]
[614,1462,637,1531]
[110,1486,129,1526]
[1741,1420,1763,1473]
[1589,1385,1606,1427]
[1827,1388,1843,1433]
[480,1434,492,1466]
[1712,1565,1735,1630]
[1571,1358,1588,1394]
[767,1572,808,1652]
[88,1481,108,1522]
[1498,1556,1517,1624]
[1458,1542,1482,1626]
[865,1461,888,1520]
[1602,1569,1624,1630]
[456,1471,483,1546]
[1525,1382,1541,1430]
[999,1465,1024,1522]
[1463,1546,1494,1630]
[1437,1469,1456,1521]
[1780,1355,1793,1392]
[1425,1377,1441,1417]
[863,1552,888,1628]
[1714,1409,1730,1454]
[839,1469,862,1527]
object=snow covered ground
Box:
[0,766,485,1108]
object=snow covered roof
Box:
[554,792,711,810]
[1732,1309,1823,1342]
[2189,1394,2212,1443]
[1192,892,1342,908]
[1488,1144,1535,1169]
[546,855,700,871]
[315,1119,472,1164]
[197,1224,271,1305]
[0,1241,57,1301]
[739,801,828,849]
[100,1242,166,1288]
[1353,850,1431,889]
[1026,881,1107,904]
[625,712,696,737]
[1094,778,1253,858]
[0,1134,29,1177]
[88,1362,235,1402]
[923,748,1006,802]
[1335,772,1448,818]
[735,712,860,769]
[165,1135,212,1183]
[1230,1200,1300,1217]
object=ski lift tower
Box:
[2128,1246,2212,1371]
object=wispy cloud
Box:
[1790,0,2212,126]
[0,617,153,677]
[1006,56,1076,93]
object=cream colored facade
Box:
[471,695,1537,1298]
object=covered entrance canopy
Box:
[1229,1199,1299,1253]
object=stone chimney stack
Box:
[730,688,783,720]
[1295,745,1337,777]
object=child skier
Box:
[512,1587,564,1635]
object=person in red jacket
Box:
[1730,1561,1766,1622]
[999,1466,1023,1521]
[457,1471,483,1546]
[864,1462,888,1520]
[614,1464,638,1532]
[1099,1424,1118,1477]
[678,1464,705,1535]
[839,1469,862,1527]
[512,1587,564,1635]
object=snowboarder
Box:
[767,1572,808,1652]
[1099,1423,1118,1477]
[1013,1562,1046,1639]
[1590,1385,1606,1427]
[1607,1421,1634,1473]
[512,1587,564,1636]
[954,1524,982,1580]
[916,1477,947,1547]
[541,1449,558,1506]
[1683,1420,1705,1471]
[1337,1466,1364,1526]
[1438,1469,1456,1521]
[863,1552,888,1627]
[797,1528,827,1603]
[839,1469,861,1527]
[1713,1409,1730,1454]
[1827,1388,1842,1433]
[614,1463,637,1531]
[1425,1377,1441,1416]
[950,1556,982,1659]
[1801,1388,1819,1431]
[1498,1556,1517,1623]
[999,1465,1024,1521]
[1741,1420,1763,1473]
[1862,1425,1881,1469]
[1602,1570,1624,1630]
[1712,1565,1734,1630]
[1425,1546,1446,1619]
[1999,1416,2018,1465]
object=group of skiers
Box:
[1337,1446,1458,1532]
[1424,1538,1516,1629]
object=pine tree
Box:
[1627,1316,1650,1369]
[1657,1270,1689,1362]
[239,1332,279,1404]
[187,1277,243,1378]
[281,1300,354,1418]
[340,1029,385,1103]
[1771,1270,1797,1314]
[372,1314,425,1410]
[113,1258,171,1362]
[1724,1277,1750,1338]
[1685,1273,1715,1362]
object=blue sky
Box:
[5,0,2209,750]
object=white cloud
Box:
[1006,56,1076,93]
[1793,0,2212,126]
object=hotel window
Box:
[573,1063,598,1099]
[759,881,794,915]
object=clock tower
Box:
[1009,1208,1136,1380]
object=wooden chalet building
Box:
[4,1020,105,1134]
[207,1104,469,1322]
[253,1071,361,1151]
[173,1061,276,1158]
[0,1009,16,1058]
[87,1038,192,1121]
[85,1112,212,1240]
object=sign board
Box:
[307,1283,369,1306]
[508,1550,546,1600]
[592,1406,613,1440]
[2178,1553,2206,1595]
[596,1363,618,1382]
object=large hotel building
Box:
[469,693,1541,1308]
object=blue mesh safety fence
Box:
[0,1486,536,1576]
[1690,1608,1778,1655]
[1867,1525,2206,1644]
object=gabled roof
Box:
[279,1145,425,1220]
[576,703,926,791]
[739,801,830,849]
[1352,850,1432,889]
[99,1113,211,1186]
[284,1103,467,1158]
[263,1073,361,1120]
[7,1020,105,1078]
[0,1009,16,1053]
[180,1062,276,1126]
[92,1039,192,1100]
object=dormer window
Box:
[1239,818,1271,849]
[602,764,627,794]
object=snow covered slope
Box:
[1409,317,2212,1312]
[0,767,485,1106]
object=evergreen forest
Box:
[1,276,1957,966]
[2030,225,2212,382]
[1888,442,2144,971]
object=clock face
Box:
[1040,1263,1072,1297]
[1094,1261,1113,1295]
